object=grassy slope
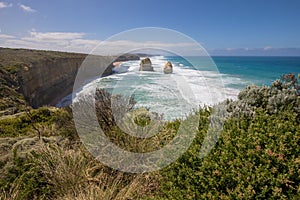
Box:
[0,48,86,68]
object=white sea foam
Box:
[57,56,242,120]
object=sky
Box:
[0,0,300,56]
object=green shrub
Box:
[0,107,76,138]
[227,73,300,118]
[0,146,52,199]
[1,74,299,199]
[158,74,300,199]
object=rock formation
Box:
[0,48,139,113]
[163,61,173,74]
[139,57,154,71]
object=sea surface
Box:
[59,56,300,120]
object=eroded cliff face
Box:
[19,57,85,108]
[0,48,139,113]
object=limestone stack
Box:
[163,61,173,74]
[139,57,154,71]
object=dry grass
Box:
[0,136,159,200]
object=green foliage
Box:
[273,73,300,94]
[227,73,300,118]
[2,63,20,74]
[158,74,300,199]
[160,108,299,199]
[0,115,32,137]
[5,150,52,199]
[0,73,299,199]
[0,65,26,115]
[133,109,152,127]
[0,107,76,138]
[72,88,137,132]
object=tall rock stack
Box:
[163,61,173,74]
[139,57,154,71]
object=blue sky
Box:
[0,0,300,55]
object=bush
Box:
[158,74,300,199]
[1,74,299,199]
[227,73,300,118]
[0,107,76,138]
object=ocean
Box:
[60,56,300,120]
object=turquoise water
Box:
[213,56,300,87]
[167,56,300,89]
[61,56,300,120]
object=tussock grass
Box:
[0,138,159,200]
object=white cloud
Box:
[263,46,273,50]
[19,4,36,13]
[0,2,12,9]
[208,47,300,56]
[0,32,15,39]
[0,31,199,55]
[0,31,100,53]
[28,31,85,40]
[2,32,299,56]
[0,34,15,39]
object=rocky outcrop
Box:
[116,54,139,62]
[0,48,140,111]
[139,57,154,71]
[163,61,173,74]
[18,57,85,108]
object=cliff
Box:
[0,48,139,115]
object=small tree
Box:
[24,103,41,140]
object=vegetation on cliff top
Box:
[0,47,86,68]
[0,73,299,199]
[159,74,299,199]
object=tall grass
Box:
[0,138,159,200]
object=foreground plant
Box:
[0,74,299,199]
[158,74,300,199]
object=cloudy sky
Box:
[1,0,300,56]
